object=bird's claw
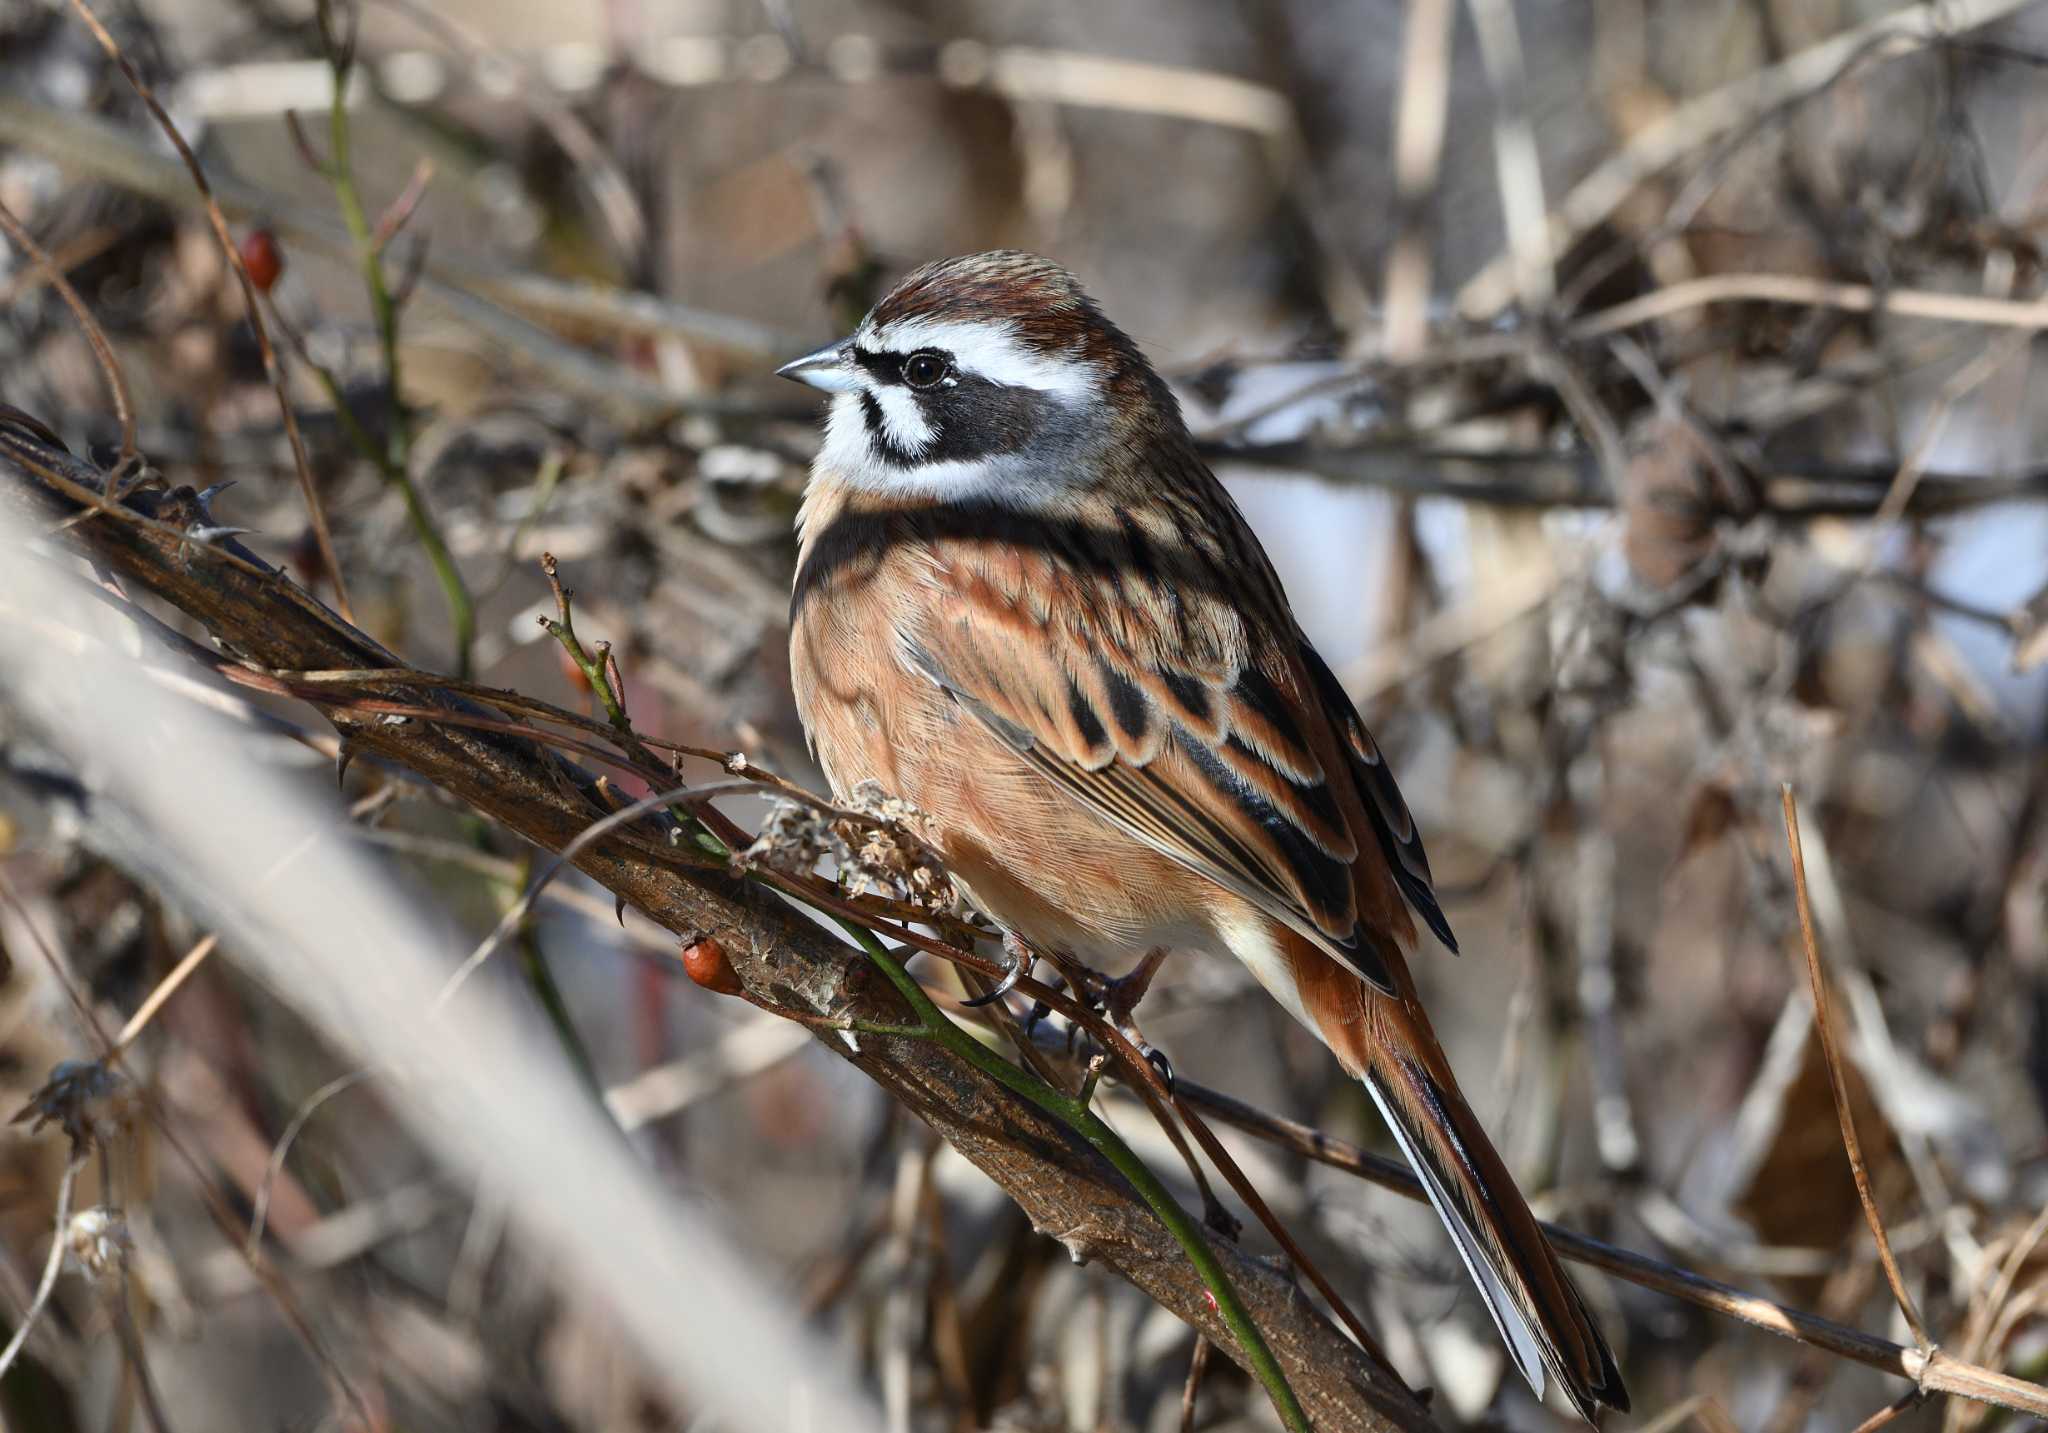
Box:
[1139,1042,1176,1095]
[960,958,1024,1007]
[962,933,1035,1008]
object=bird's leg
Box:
[961,930,1036,1008]
[1101,948,1175,1093]
[1022,960,1068,1040]
[1044,948,1177,1093]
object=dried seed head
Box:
[66,1207,130,1282]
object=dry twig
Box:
[1781,784,1933,1354]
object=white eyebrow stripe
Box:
[864,317,1101,400]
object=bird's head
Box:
[777,250,1177,504]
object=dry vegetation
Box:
[2,0,2048,1429]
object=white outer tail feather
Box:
[1362,1071,1549,1401]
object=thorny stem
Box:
[651,796,1311,1411]
[315,2,474,676]
[536,558,727,868]
[541,554,632,735]
[835,919,1313,1433]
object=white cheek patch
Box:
[868,384,933,453]
[864,317,1101,401]
[819,394,876,475]
[814,392,1064,505]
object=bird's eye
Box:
[901,350,951,390]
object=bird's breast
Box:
[788,495,1202,965]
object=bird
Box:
[779,250,1628,1421]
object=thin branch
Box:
[310,14,472,674]
[1569,271,2048,341]
[1781,784,1933,1354]
[1850,1389,1926,1433]
[0,1154,85,1381]
[111,934,219,1055]
[1464,0,1554,313]
[1180,1336,1213,1433]
[1380,0,1456,359]
[434,783,707,1009]
[247,1069,376,1253]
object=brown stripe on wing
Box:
[900,615,1399,992]
[1299,643,1459,953]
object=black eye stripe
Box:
[852,346,957,387]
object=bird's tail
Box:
[1232,921,1628,1419]
[1357,1029,1629,1421]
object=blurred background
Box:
[2,0,2048,1428]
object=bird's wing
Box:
[898,516,1453,987]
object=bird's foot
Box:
[962,930,1036,1008]
[1052,949,1176,1094]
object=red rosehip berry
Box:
[239,228,284,292]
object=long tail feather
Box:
[1230,919,1628,1419]
[1362,1046,1628,1421]
[1362,1069,1551,1394]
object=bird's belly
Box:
[807,676,1205,970]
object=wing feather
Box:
[870,487,1456,981]
[904,601,1431,990]
[1299,645,1458,953]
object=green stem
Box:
[834,919,1312,1433]
[323,58,475,677]
[516,925,601,1095]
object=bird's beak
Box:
[775,339,858,392]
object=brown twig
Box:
[1179,1335,1213,1433]
[1850,1389,1927,1433]
[1569,271,2048,341]
[112,934,219,1055]
[1175,1076,2048,1414]
[1379,0,1455,360]
[1780,784,1933,1354]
